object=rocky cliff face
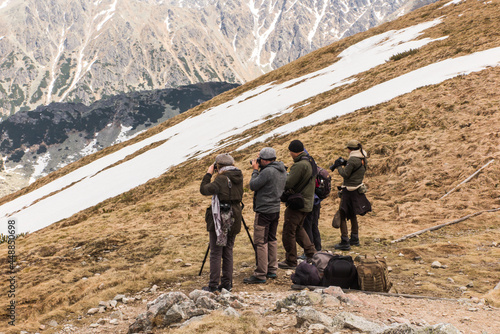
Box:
[0,81,238,195]
[0,0,436,117]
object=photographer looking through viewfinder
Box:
[330,140,371,251]
[243,147,287,284]
[200,153,243,292]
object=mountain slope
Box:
[0,0,437,116]
[0,81,238,196]
[0,0,499,332]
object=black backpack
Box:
[291,262,321,286]
[315,167,331,199]
[321,255,359,289]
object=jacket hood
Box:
[266,161,287,173]
[221,169,243,185]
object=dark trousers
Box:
[340,210,359,243]
[209,230,236,289]
[282,207,316,266]
[253,212,279,280]
[303,203,322,251]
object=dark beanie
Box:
[288,140,304,153]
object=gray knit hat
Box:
[259,147,276,160]
[215,153,235,166]
[345,140,360,150]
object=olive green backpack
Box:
[354,254,392,292]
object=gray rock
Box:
[466,281,474,288]
[431,261,442,268]
[308,323,332,333]
[376,323,419,333]
[110,300,118,308]
[162,303,186,326]
[179,300,205,318]
[97,318,106,325]
[110,310,123,320]
[223,306,240,317]
[276,291,322,309]
[333,312,384,333]
[89,323,99,328]
[128,312,152,334]
[189,289,216,302]
[296,306,335,330]
[151,285,158,293]
[419,323,461,334]
[99,300,110,308]
[110,319,119,325]
[87,308,100,315]
[179,315,207,328]
[114,294,126,301]
[147,292,190,327]
[48,320,58,327]
[196,295,220,310]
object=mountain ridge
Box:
[0,0,436,116]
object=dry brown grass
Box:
[1,1,500,332]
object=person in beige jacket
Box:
[331,140,372,251]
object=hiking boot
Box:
[218,284,232,292]
[266,272,277,279]
[349,238,360,246]
[334,242,351,251]
[278,261,297,269]
[202,286,218,292]
[243,275,266,284]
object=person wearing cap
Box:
[200,153,244,292]
[332,140,372,251]
[243,147,287,284]
[278,140,317,269]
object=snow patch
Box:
[0,0,10,10]
[29,153,51,184]
[441,0,464,9]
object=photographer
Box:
[243,147,287,284]
[278,140,317,269]
[330,140,371,251]
[200,153,243,292]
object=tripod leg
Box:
[198,243,210,276]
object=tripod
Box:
[198,213,255,276]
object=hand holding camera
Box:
[207,162,217,174]
[329,157,347,171]
[249,157,261,169]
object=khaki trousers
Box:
[253,212,279,280]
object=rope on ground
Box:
[391,207,500,244]
[440,159,495,200]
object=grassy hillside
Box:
[0,0,499,332]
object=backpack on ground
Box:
[320,254,359,289]
[315,167,331,199]
[291,261,321,286]
[354,254,392,292]
[310,251,334,275]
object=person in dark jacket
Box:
[200,153,244,292]
[278,140,317,269]
[243,147,287,284]
[332,140,372,251]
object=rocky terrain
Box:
[0,0,436,116]
[0,82,238,195]
[22,274,498,334]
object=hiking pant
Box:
[209,230,236,289]
[282,207,316,266]
[340,210,359,243]
[303,203,322,251]
[253,212,279,280]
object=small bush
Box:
[390,49,419,61]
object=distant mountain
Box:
[0,0,436,116]
[0,81,238,195]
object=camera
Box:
[213,162,218,172]
[249,158,261,166]
[329,157,346,171]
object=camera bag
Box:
[354,254,392,292]
[320,254,359,289]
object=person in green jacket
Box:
[331,140,372,251]
[200,153,244,292]
[278,140,317,269]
